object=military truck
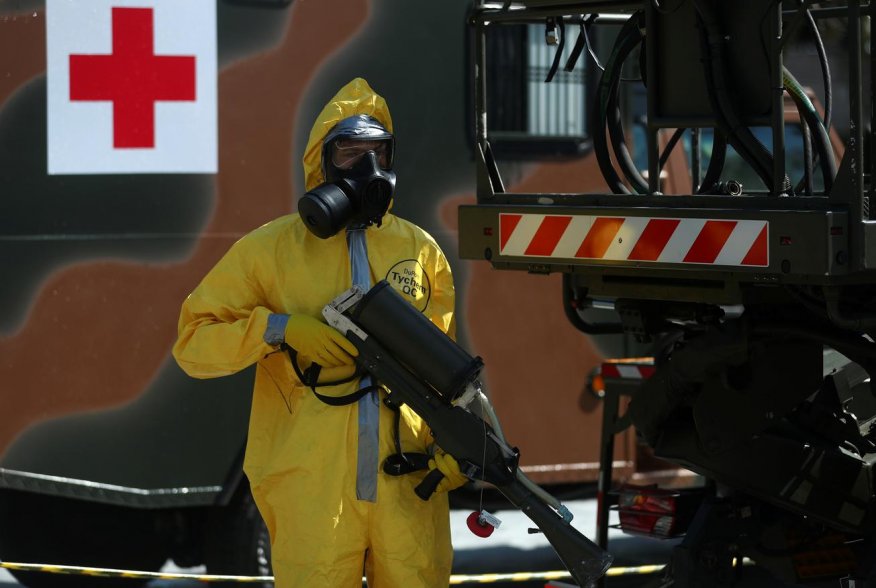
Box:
[0,0,651,585]
[459,1,876,586]
[0,0,858,585]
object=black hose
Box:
[562,274,624,335]
[564,20,588,73]
[697,130,727,194]
[592,12,645,194]
[784,66,836,193]
[790,5,832,196]
[694,0,776,192]
[659,128,686,171]
[579,16,643,82]
[545,17,566,83]
[607,75,649,193]
[800,115,814,195]
[603,16,648,192]
[804,3,832,130]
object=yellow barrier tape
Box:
[0,561,664,584]
[606,564,666,576]
[450,570,572,584]
[0,562,272,583]
[449,565,665,583]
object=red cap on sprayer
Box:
[466,511,495,538]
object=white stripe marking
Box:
[714,220,766,266]
[658,218,706,263]
[502,214,543,256]
[553,216,595,258]
[604,217,649,260]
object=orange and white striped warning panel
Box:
[498,213,769,267]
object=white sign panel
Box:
[47,0,217,174]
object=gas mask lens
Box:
[332,139,392,170]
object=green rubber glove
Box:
[428,452,469,493]
[284,314,358,367]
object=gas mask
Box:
[299,116,397,239]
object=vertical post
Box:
[645,4,660,194]
[869,0,875,219]
[648,129,660,194]
[692,128,701,193]
[848,0,864,268]
[474,15,498,200]
[475,17,488,151]
[595,377,621,588]
[596,381,619,550]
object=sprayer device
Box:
[322,280,613,586]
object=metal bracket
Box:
[453,381,482,409]
[322,287,369,341]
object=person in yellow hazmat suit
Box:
[173,78,468,587]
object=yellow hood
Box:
[302,78,394,192]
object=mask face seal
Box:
[299,115,397,239]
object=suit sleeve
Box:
[427,244,456,340]
[173,236,277,378]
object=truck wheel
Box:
[0,490,167,588]
[204,481,272,587]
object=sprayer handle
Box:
[415,469,445,501]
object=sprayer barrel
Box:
[498,480,613,586]
[353,280,483,401]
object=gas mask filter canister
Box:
[299,117,397,239]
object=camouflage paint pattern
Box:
[0,0,627,504]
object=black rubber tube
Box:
[592,12,645,194]
[697,130,728,194]
[694,0,776,191]
[784,66,836,193]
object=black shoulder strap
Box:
[379,396,431,476]
[313,385,379,406]
[284,344,371,406]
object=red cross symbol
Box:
[69,7,196,149]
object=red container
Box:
[615,484,701,538]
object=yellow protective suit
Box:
[173,78,456,587]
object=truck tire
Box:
[204,481,272,587]
[0,490,167,588]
